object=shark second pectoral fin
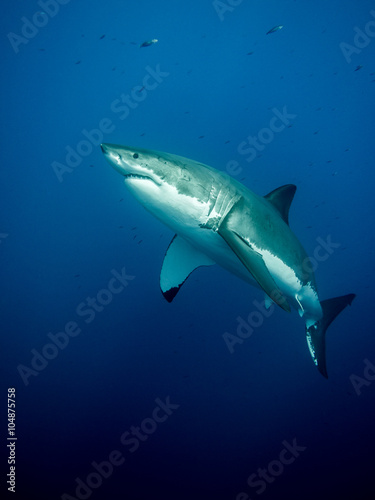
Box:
[160,235,215,302]
[218,226,290,312]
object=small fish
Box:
[99,34,106,40]
[354,65,363,72]
[266,25,283,35]
[140,39,158,48]
[75,60,81,65]
[131,226,137,230]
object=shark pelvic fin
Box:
[160,235,215,302]
[306,293,356,378]
[218,225,291,312]
[264,184,297,226]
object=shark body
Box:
[101,143,355,377]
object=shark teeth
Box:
[124,174,162,186]
[124,174,151,180]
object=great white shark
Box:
[101,143,355,378]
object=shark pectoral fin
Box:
[160,235,215,302]
[218,226,291,312]
[264,184,296,226]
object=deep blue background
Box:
[1,1,375,499]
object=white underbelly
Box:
[177,225,322,321]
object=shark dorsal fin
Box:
[264,184,297,226]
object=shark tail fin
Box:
[305,293,356,378]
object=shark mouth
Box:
[124,173,161,186]
[124,174,151,180]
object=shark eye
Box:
[133,153,139,159]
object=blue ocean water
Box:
[1,0,375,499]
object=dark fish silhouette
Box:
[266,25,283,35]
[140,39,158,48]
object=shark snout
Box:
[101,143,110,154]
[101,143,151,180]
[100,143,128,176]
